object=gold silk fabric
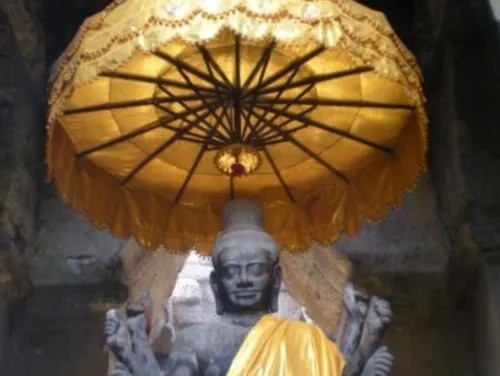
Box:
[47,0,427,254]
[281,243,352,333]
[227,314,345,376]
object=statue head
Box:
[210,199,282,315]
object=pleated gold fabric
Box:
[227,314,345,376]
[46,0,427,254]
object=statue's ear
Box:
[269,264,282,313]
[209,271,225,315]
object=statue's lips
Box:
[233,291,259,298]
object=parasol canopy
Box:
[47,0,427,255]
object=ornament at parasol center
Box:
[214,144,262,177]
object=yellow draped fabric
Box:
[47,0,427,254]
[227,314,345,376]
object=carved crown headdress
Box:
[212,199,278,264]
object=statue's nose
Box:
[236,271,253,288]
[236,281,254,289]
[236,268,255,288]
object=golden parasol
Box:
[46,0,427,255]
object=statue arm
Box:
[342,297,393,376]
[163,343,200,376]
[359,346,394,376]
[338,283,367,362]
[356,297,392,364]
[338,313,364,361]
[127,312,165,376]
[105,310,137,375]
[105,308,164,376]
[109,362,134,376]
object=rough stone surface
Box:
[474,254,500,376]
[1,0,45,96]
[0,0,44,366]
[31,185,125,285]
[337,176,451,272]
[351,271,476,376]
[5,284,127,376]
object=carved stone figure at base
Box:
[105,199,394,376]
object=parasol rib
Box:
[254,66,373,96]
[169,55,229,140]
[242,40,276,89]
[257,104,315,140]
[197,44,232,88]
[100,71,216,93]
[242,42,276,141]
[157,84,228,144]
[76,119,163,158]
[233,34,243,139]
[173,60,233,144]
[262,146,296,203]
[64,94,214,115]
[247,67,301,140]
[255,103,393,154]
[249,108,349,182]
[256,109,316,145]
[234,34,242,89]
[197,46,233,134]
[76,101,217,157]
[174,143,209,204]
[174,105,230,203]
[246,82,315,144]
[255,97,415,110]
[153,50,229,93]
[155,104,227,146]
[247,46,325,95]
[154,99,225,143]
[120,105,218,186]
[241,109,296,203]
[178,135,222,146]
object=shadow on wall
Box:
[452,1,500,255]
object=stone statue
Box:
[105,199,394,376]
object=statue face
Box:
[212,245,278,313]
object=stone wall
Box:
[0,0,45,366]
[474,255,500,376]
[423,0,500,284]
[31,186,124,285]
[337,176,451,272]
[353,271,476,376]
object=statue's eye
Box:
[247,263,266,276]
[222,265,240,278]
